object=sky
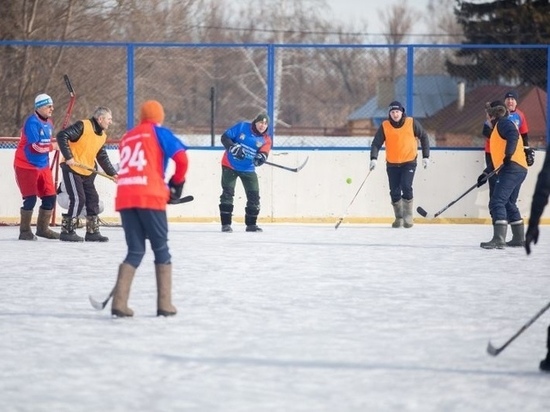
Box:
[326,0,433,41]
[1,222,550,411]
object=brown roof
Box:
[423,84,547,144]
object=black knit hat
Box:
[504,90,519,100]
[253,112,269,124]
[388,101,405,114]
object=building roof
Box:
[348,74,463,122]
[422,84,547,142]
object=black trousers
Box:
[61,163,100,218]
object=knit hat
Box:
[140,100,165,124]
[504,90,518,100]
[253,112,269,124]
[388,101,405,114]
[485,100,507,118]
[35,93,53,109]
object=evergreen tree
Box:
[447,0,550,89]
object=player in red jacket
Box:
[13,93,60,240]
[112,100,189,318]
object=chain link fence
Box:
[1,41,548,149]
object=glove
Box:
[525,222,539,255]
[369,159,377,171]
[477,172,489,188]
[524,147,535,167]
[422,158,429,169]
[229,144,245,160]
[253,152,267,167]
[168,178,184,202]
[503,154,512,165]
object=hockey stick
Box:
[168,195,194,204]
[265,156,309,173]
[73,162,116,182]
[335,170,372,229]
[89,288,115,310]
[487,300,550,356]
[417,165,503,219]
[51,74,76,225]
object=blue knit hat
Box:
[35,93,53,109]
[388,101,405,113]
[504,90,518,100]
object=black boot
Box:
[219,203,233,233]
[85,215,109,242]
[245,206,262,232]
[540,326,550,372]
[480,221,507,249]
[506,220,525,247]
[60,214,84,242]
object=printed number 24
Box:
[119,141,147,175]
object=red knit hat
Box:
[140,100,165,124]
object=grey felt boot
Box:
[35,207,60,240]
[111,263,136,317]
[19,208,37,241]
[156,263,177,317]
[403,199,414,228]
[391,200,403,228]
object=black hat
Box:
[388,101,405,113]
[504,90,519,100]
[253,112,269,124]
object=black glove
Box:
[168,178,184,202]
[229,144,245,160]
[525,222,539,255]
[253,152,267,167]
[477,172,489,188]
[503,155,512,165]
[524,147,535,167]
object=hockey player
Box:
[478,101,527,249]
[218,113,272,233]
[112,100,189,317]
[524,149,550,371]
[369,101,430,228]
[56,107,118,242]
[13,93,60,240]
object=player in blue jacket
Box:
[218,113,272,233]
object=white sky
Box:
[1,222,550,411]
[326,0,433,40]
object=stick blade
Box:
[89,295,107,310]
[168,195,194,205]
[296,156,309,172]
[486,341,501,357]
[335,218,343,230]
[416,206,429,217]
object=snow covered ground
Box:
[1,223,549,412]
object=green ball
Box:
[346,177,352,184]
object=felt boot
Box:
[111,263,136,317]
[35,207,60,240]
[391,200,404,228]
[156,263,177,317]
[403,199,414,228]
[19,208,36,241]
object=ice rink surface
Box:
[1,222,549,412]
